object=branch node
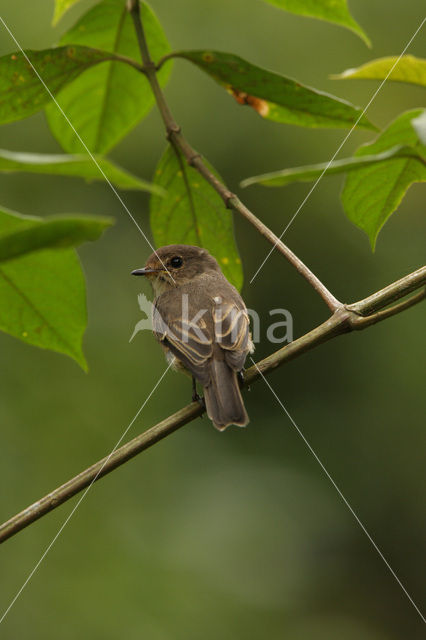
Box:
[224,192,237,208]
[126,0,139,14]
[141,61,156,75]
[166,124,181,140]
[187,152,202,166]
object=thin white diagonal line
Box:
[0,15,175,281]
[250,16,426,284]
[250,358,426,624]
[0,361,173,626]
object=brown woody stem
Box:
[126,0,341,313]
[0,266,423,544]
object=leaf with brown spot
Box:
[170,50,375,130]
[228,88,270,117]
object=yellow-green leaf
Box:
[333,55,426,87]
[262,0,370,46]
[412,111,426,145]
[52,0,83,26]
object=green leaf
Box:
[241,109,426,249]
[0,208,111,369]
[332,55,426,87]
[0,214,113,263]
[150,145,243,290]
[0,149,165,194]
[262,0,370,46]
[240,145,422,188]
[342,109,426,249]
[172,51,375,130]
[412,111,426,145]
[46,0,172,154]
[0,45,119,124]
[52,0,83,26]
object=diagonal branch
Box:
[0,266,424,544]
[126,0,341,313]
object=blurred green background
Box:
[0,1,425,638]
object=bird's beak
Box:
[131,267,163,276]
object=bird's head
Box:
[132,244,221,296]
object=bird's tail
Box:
[204,359,249,431]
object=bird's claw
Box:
[192,391,205,410]
[192,377,206,411]
[238,368,250,390]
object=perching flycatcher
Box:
[132,244,253,430]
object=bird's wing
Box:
[212,300,251,371]
[152,299,213,384]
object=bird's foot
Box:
[192,377,206,410]
[192,391,206,410]
[238,368,250,391]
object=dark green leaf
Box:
[0,149,166,194]
[262,0,370,46]
[0,214,113,263]
[0,208,110,369]
[172,51,375,130]
[342,109,426,249]
[150,145,243,290]
[46,0,172,154]
[52,0,83,26]
[332,55,426,87]
[0,45,118,124]
[240,145,421,188]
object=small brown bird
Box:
[132,244,253,430]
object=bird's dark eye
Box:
[170,256,183,268]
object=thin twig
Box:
[107,51,145,73]
[347,266,426,315]
[0,266,424,544]
[126,0,342,313]
[349,287,426,329]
